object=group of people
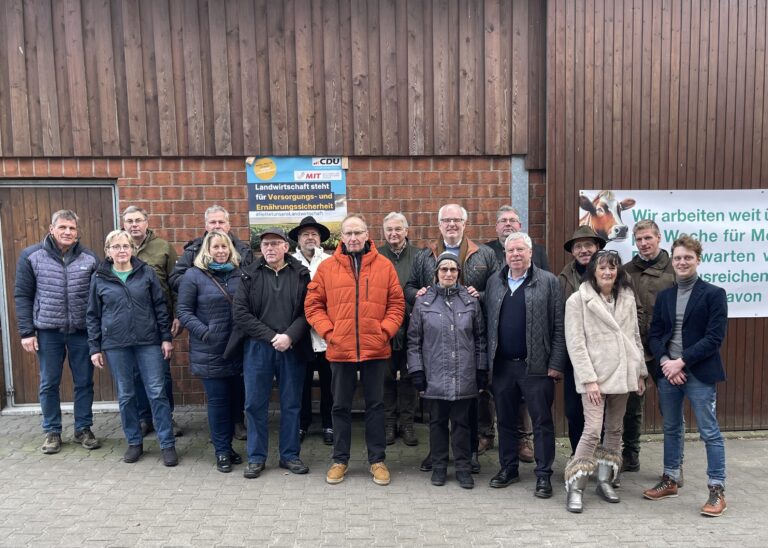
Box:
[14,202,728,517]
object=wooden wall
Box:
[0,0,546,165]
[547,0,768,431]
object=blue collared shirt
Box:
[507,269,529,294]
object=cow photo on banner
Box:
[578,189,768,318]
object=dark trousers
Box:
[201,375,242,456]
[384,349,419,427]
[563,358,584,454]
[622,359,655,455]
[492,359,555,478]
[300,351,333,430]
[429,398,473,472]
[330,360,387,465]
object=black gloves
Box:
[476,370,489,391]
[411,370,427,392]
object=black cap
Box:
[288,216,331,243]
[259,227,289,242]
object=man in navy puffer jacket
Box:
[14,210,100,455]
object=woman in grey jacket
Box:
[87,230,176,467]
[407,253,488,489]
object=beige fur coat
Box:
[565,283,647,394]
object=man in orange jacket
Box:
[305,214,405,487]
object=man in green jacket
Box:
[123,206,182,437]
[379,212,420,446]
[622,219,676,473]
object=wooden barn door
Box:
[0,185,117,406]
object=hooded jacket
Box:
[378,239,419,352]
[564,283,647,394]
[305,240,405,363]
[15,235,98,337]
[86,256,172,354]
[407,284,487,400]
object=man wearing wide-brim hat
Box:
[289,217,335,446]
[558,225,607,456]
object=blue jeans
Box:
[201,376,243,456]
[243,340,305,463]
[37,329,94,433]
[658,374,726,487]
[135,358,175,423]
[106,345,175,449]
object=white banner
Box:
[579,189,768,318]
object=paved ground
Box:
[0,407,766,547]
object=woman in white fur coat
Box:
[563,250,647,513]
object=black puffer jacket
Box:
[177,266,242,378]
[407,285,487,400]
[484,264,566,378]
[86,257,172,354]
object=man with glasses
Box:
[15,210,100,454]
[234,228,312,479]
[305,215,405,486]
[482,205,551,462]
[122,206,182,437]
[169,204,253,439]
[379,212,420,447]
[405,203,497,473]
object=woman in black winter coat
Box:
[87,230,177,466]
[176,230,243,473]
[407,252,488,489]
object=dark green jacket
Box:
[135,229,177,317]
[379,240,419,351]
[624,250,676,360]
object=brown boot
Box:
[700,485,726,517]
[518,438,534,463]
[477,436,495,455]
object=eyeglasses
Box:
[438,267,459,273]
[439,218,464,225]
[595,250,620,259]
[124,218,147,225]
[342,230,367,237]
[109,244,133,251]
[497,217,520,224]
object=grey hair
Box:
[497,205,521,221]
[51,209,79,228]
[383,212,409,229]
[437,204,468,224]
[204,204,230,223]
[122,205,149,221]
[504,231,532,249]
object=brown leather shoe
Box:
[701,485,726,517]
[518,439,534,463]
[643,474,678,500]
[477,436,495,455]
[370,462,391,485]
[326,462,348,484]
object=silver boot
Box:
[564,457,596,514]
[596,462,621,503]
[567,473,589,513]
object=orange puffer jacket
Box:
[305,241,405,363]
